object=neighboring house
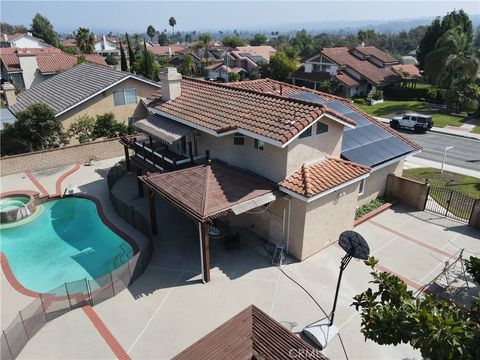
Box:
[205,62,247,81]
[292,45,404,97]
[149,44,191,59]
[0,32,52,48]
[0,47,107,89]
[121,68,420,281]
[232,45,277,62]
[392,63,421,79]
[61,35,120,56]
[7,62,161,140]
[400,55,418,65]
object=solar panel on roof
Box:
[323,100,355,115]
[342,137,414,166]
[289,93,329,104]
[339,112,371,126]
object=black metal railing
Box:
[425,186,476,223]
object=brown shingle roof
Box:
[354,46,398,64]
[140,161,278,222]
[321,47,400,86]
[148,78,356,145]
[173,305,328,360]
[280,157,370,198]
[335,72,359,87]
[392,64,421,78]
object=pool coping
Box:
[0,191,141,297]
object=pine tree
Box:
[119,39,128,71]
[143,40,151,79]
[125,33,135,68]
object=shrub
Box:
[371,90,384,100]
[465,256,480,285]
[355,197,388,219]
[425,86,447,103]
[68,115,96,143]
[105,54,118,65]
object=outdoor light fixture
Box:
[441,146,454,175]
[303,230,370,349]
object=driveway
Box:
[8,168,479,360]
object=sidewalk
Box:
[404,156,480,178]
[375,116,480,141]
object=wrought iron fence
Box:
[1,253,143,360]
[425,186,476,223]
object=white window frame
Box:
[113,88,138,106]
[358,178,366,196]
[254,139,265,151]
[233,132,245,145]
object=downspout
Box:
[198,222,205,283]
[283,196,291,254]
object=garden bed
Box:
[354,197,393,226]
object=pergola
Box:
[140,160,278,283]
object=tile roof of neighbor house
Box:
[320,47,401,86]
[0,48,107,74]
[148,44,189,56]
[174,305,328,360]
[354,46,398,64]
[147,78,356,146]
[10,62,160,115]
[226,78,421,166]
[140,161,278,222]
[335,71,360,87]
[280,157,370,198]
[291,66,334,83]
[392,64,421,78]
[233,45,277,62]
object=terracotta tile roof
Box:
[148,78,356,145]
[148,44,189,56]
[174,305,328,360]
[392,64,421,78]
[226,78,421,154]
[140,160,277,222]
[280,157,370,198]
[233,45,277,61]
[0,53,22,72]
[321,47,401,86]
[354,46,398,64]
[61,38,78,47]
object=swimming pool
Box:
[0,197,134,293]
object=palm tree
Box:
[425,26,480,86]
[178,54,197,76]
[75,27,95,54]
[198,33,212,67]
[147,25,156,42]
[169,17,176,40]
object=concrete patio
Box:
[1,159,479,359]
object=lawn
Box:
[353,99,471,129]
[403,167,480,199]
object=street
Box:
[401,130,480,173]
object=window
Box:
[358,178,366,195]
[254,139,265,151]
[316,122,328,135]
[113,89,137,106]
[299,127,312,139]
[233,132,245,145]
[128,115,139,125]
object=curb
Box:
[374,117,480,141]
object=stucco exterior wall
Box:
[285,117,343,177]
[196,132,288,183]
[358,160,403,206]
[57,78,157,131]
[18,55,39,89]
[10,37,48,49]
[288,182,359,260]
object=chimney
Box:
[18,52,38,89]
[159,67,182,101]
[2,82,17,106]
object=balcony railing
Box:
[133,141,193,172]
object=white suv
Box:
[390,113,433,133]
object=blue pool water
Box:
[0,197,133,293]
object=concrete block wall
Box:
[0,138,124,176]
[385,174,429,210]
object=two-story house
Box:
[122,68,420,282]
[292,45,404,97]
[0,32,52,48]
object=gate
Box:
[425,186,475,223]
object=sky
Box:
[1,1,479,33]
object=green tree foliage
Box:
[445,79,480,114]
[316,80,341,95]
[91,113,127,139]
[3,104,67,153]
[68,115,96,143]
[222,35,245,48]
[266,51,297,81]
[248,69,260,80]
[74,27,95,54]
[119,39,128,71]
[425,27,479,87]
[169,17,176,38]
[105,54,118,66]
[131,48,158,80]
[465,256,480,285]
[249,33,267,46]
[177,54,197,76]
[125,33,135,68]
[198,33,212,66]
[147,25,156,42]
[143,40,152,79]
[228,72,240,82]
[31,13,58,46]
[76,54,86,64]
[158,32,168,46]
[353,257,480,359]
[290,29,317,58]
[0,22,28,34]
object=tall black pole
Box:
[329,254,352,326]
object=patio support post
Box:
[124,145,131,171]
[137,167,144,198]
[198,222,210,283]
[148,189,158,236]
